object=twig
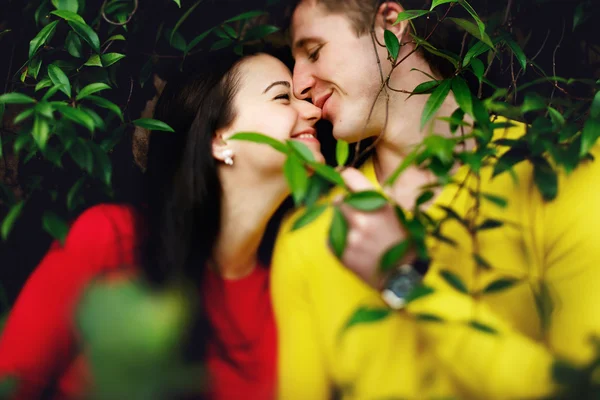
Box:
[123,77,134,114]
[548,20,566,109]
[4,40,16,94]
[503,0,513,26]
[101,0,139,26]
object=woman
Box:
[0,50,322,399]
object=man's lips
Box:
[314,92,332,110]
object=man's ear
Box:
[375,1,408,41]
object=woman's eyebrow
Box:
[263,81,291,94]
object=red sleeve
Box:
[0,204,140,399]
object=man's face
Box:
[291,0,390,143]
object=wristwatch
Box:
[380,260,429,310]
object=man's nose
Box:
[292,62,315,101]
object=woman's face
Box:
[218,54,324,175]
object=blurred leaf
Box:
[0,93,36,104]
[133,118,174,133]
[345,190,388,211]
[292,204,327,231]
[29,20,59,58]
[0,376,17,398]
[287,140,315,162]
[51,9,85,23]
[171,0,202,45]
[83,108,106,131]
[90,143,112,185]
[481,192,508,208]
[222,25,237,39]
[304,175,330,208]
[521,93,546,113]
[84,54,103,67]
[340,306,390,337]
[35,102,54,119]
[533,157,558,201]
[421,79,452,130]
[76,83,111,100]
[2,202,24,240]
[580,118,600,157]
[210,38,232,51]
[472,253,492,269]
[336,140,349,166]
[106,34,126,42]
[470,57,484,82]
[48,64,72,98]
[29,57,42,79]
[35,78,53,92]
[173,0,181,7]
[505,37,527,71]
[385,150,419,186]
[534,280,554,332]
[244,25,279,41]
[448,17,493,48]
[573,3,586,31]
[56,104,95,132]
[380,240,410,272]
[51,0,78,13]
[451,76,473,116]
[416,190,434,206]
[70,139,94,173]
[492,146,529,178]
[467,320,498,334]
[547,106,565,127]
[186,29,213,53]
[229,132,287,153]
[476,218,503,231]
[307,162,345,186]
[13,108,35,124]
[405,285,435,304]
[67,178,85,211]
[458,0,486,40]
[284,153,309,205]
[590,91,600,119]
[329,207,348,259]
[42,211,69,244]
[552,360,585,386]
[226,10,267,23]
[440,269,468,294]
[424,135,454,164]
[414,313,444,322]
[68,20,100,53]
[85,95,123,121]
[430,0,457,10]
[33,114,50,149]
[101,53,126,67]
[384,29,400,61]
[483,278,519,294]
[394,10,429,24]
[42,85,65,102]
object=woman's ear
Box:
[375,1,409,41]
[212,133,235,166]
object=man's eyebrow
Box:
[263,81,291,94]
[293,36,320,50]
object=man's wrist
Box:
[380,259,429,310]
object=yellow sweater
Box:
[271,120,600,399]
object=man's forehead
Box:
[290,0,326,46]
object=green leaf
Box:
[547,106,565,127]
[1,202,24,240]
[308,162,345,186]
[416,190,434,206]
[505,37,527,71]
[222,25,238,39]
[329,207,348,259]
[340,306,390,336]
[48,64,71,98]
[28,57,42,79]
[394,10,429,24]
[336,140,349,166]
[344,190,388,211]
[405,285,435,304]
[492,146,529,178]
[210,38,232,51]
[90,143,112,185]
[458,0,486,41]
[229,132,288,153]
[467,320,498,335]
[50,9,85,23]
[380,240,410,272]
[133,118,175,133]
[414,313,445,323]
[304,175,330,208]
[463,40,492,67]
[580,118,600,157]
[243,25,279,41]
[421,79,452,130]
[85,95,123,121]
[42,211,69,244]
[100,53,126,67]
[284,153,309,205]
[451,76,473,116]
[591,91,600,120]
[483,278,519,294]
[384,30,400,61]
[534,280,554,332]
[51,0,78,13]
[481,192,508,208]
[292,204,328,231]
[225,10,267,23]
[173,0,181,7]
[0,376,17,398]
[430,0,457,10]
[35,102,54,119]
[473,253,492,269]
[13,108,35,124]
[0,93,36,104]
[533,157,558,201]
[410,80,439,97]
[521,93,546,113]
[171,0,202,44]
[439,270,468,294]
[56,104,95,132]
[67,178,85,211]
[84,54,103,67]
[76,83,111,100]
[69,139,94,173]
[29,20,59,58]
[68,20,100,53]
[105,34,126,42]
[42,85,66,101]
[186,29,213,53]
[476,218,503,231]
[32,114,50,149]
[470,58,484,82]
[35,78,52,92]
[65,31,83,58]
[448,17,493,48]
[424,135,454,164]
[287,140,315,162]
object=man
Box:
[271,0,600,399]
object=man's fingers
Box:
[341,167,376,193]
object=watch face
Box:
[387,266,422,300]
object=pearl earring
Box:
[223,149,234,166]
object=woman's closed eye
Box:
[274,93,290,102]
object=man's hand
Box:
[333,168,411,290]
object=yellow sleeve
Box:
[271,221,330,400]
[408,152,600,399]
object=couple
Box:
[1,0,600,399]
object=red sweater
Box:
[0,204,276,399]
